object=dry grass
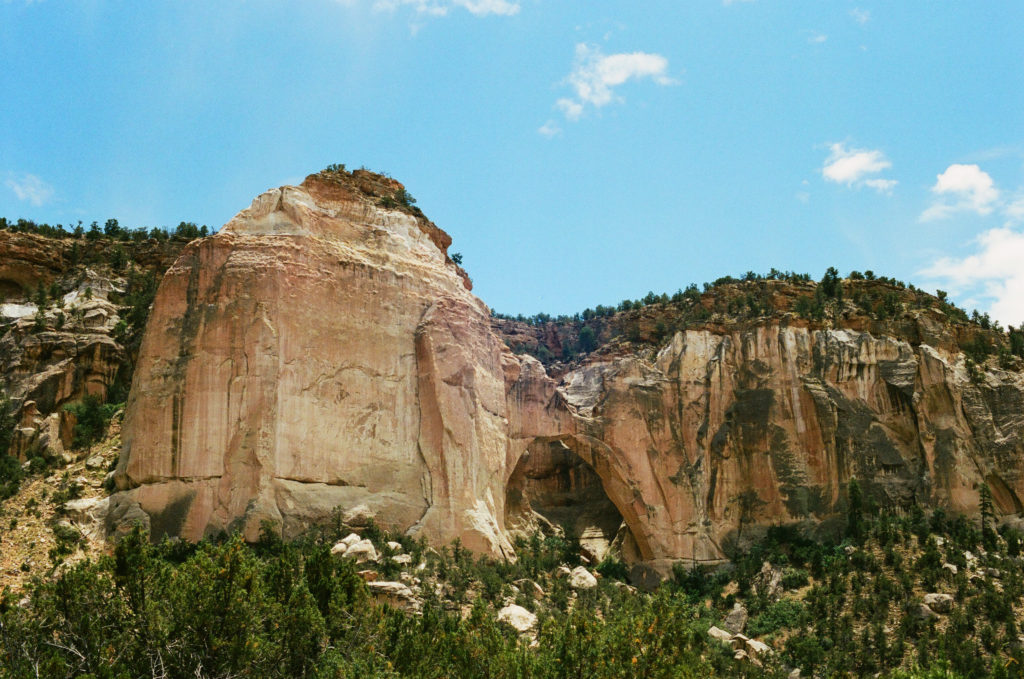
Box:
[0,423,121,592]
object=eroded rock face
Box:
[114,173,514,555]
[111,172,1024,566]
[538,324,1024,562]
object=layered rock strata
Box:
[1,231,182,459]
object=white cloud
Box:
[538,121,561,137]
[821,142,896,192]
[850,8,870,25]
[554,43,675,121]
[920,164,999,221]
[809,33,827,44]
[556,98,584,121]
[919,227,1024,325]
[1005,195,1024,224]
[5,173,55,206]
[363,0,519,16]
[863,178,897,194]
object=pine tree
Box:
[979,482,998,551]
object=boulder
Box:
[722,602,748,634]
[514,578,545,600]
[752,562,783,600]
[568,566,598,590]
[345,539,378,564]
[63,496,109,527]
[923,593,954,614]
[913,603,938,621]
[367,581,420,611]
[612,581,637,594]
[745,638,772,658]
[707,626,733,645]
[497,604,537,633]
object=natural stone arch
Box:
[504,434,652,563]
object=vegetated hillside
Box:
[1,487,1022,678]
[492,268,1021,374]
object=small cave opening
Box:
[0,278,25,303]
[505,438,638,563]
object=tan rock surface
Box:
[114,171,515,554]
[525,323,1024,563]
[109,170,1024,567]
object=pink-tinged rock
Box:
[113,172,515,555]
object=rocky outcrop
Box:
[0,230,186,459]
[516,322,1024,563]
[110,169,1024,567]
[114,171,514,554]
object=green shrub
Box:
[63,395,116,449]
[746,598,805,637]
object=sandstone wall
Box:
[114,175,515,553]
[544,324,1024,563]
[111,173,1024,565]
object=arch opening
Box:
[505,438,639,563]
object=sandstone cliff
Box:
[110,170,1024,566]
[114,170,514,555]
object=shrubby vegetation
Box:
[0,216,210,243]
[493,267,1021,371]
[62,396,119,450]
[2,490,1023,678]
[0,524,730,679]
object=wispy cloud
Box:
[821,142,896,193]
[850,8,870,25]
[863,178,897,194]
[537,121,561,138]
[919,227,1024,325]
[367,0,519,16]
[808,32,828,44]
[553,43,676,121]
[919,164,999,221]
[5,172,55,206]
[1005,195,1024,225]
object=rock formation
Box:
[525,319,1024,564]
[110,168,1024,566]
[0,230,183,460]
[114,170,515,555]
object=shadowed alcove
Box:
[505,438,640,563]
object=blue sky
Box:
[2,1,1023,323]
